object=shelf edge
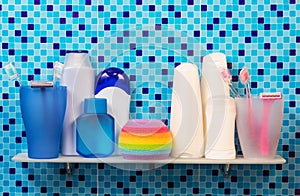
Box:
[12,153,286,164]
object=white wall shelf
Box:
[12,153,286,177]
[12,153,285,164]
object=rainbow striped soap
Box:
[119,119,173,160]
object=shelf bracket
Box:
[65,162,74,176]
[222,164,231,178]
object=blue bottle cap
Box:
[84,98,107,114]
[95,67,130,95]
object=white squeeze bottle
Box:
[60,50,95,155]
[170,63,205,158]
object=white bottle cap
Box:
[64,50,92,68]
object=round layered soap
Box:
[119,119,173,160]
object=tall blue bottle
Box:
[95,67,130,156]
[76,98,115,158]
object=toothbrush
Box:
[239,67,251,102]
[239,66,251,98]
[53,61,64,86]
[239,66,256,147]
[219,67,240,97]
[259,92,282,156]
[4,62,23,86]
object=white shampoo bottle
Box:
[201,52,236,159]
[60,50,95,155]
[170,63,205,158]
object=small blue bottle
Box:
[76,98,115,158]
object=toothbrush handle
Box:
[230,84,240,97]
[246,82,251,97]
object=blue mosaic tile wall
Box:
[0,0,299,195]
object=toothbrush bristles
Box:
[4,62,22,86]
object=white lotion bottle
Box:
[170,63,205,158]
[94,67,130,156]
[60,50,95,155]
[201,52,236,159]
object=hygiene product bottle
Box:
[76,98,115,158]
[170,63,205,158]
[95,67,130,156]
[201,52,236,159]
[60,50,95,155]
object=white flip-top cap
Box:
[64,50,92,68]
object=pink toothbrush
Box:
[239,66,255,146]
[259,92,282,156]
[219,68,240,97]
[239,66,251,98]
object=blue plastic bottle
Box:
[95,67,130,156]
[76,98,115,158]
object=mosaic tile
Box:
[0,0,299,195]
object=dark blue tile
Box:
[72,12,79,18]
[123,12,129,17]
[219,30,226,37]
[66,31,72,37]
[168,5,174,11]
[188,0,194,5]
[98,5,104,11]
[40,37,47,43]
[66,5,72,11]
[21,37,28,43]
[175,12,181,18]
[104,24,110,30]
[9,49,15,55]
[258,17,264,24]
[290,49,296,56]
[149,5,155,11]
[148,56,155,62]
[40,187,47,193]
[110,18,117,24]
[136,50,142,56]
[60,18,66,24]
[226,11,232,17]
[232,24,239,30]
[2,43,8,49]
[9,168,16,174]
[123,62,130,68]
[136,0,142,5]
[85,0,91,5]
[155,94,161,100]
[213,18,219,24]
[47,5,53,11]
[251,30,258,36]
[245,37,251,43]
[162,18,168,24]
[239,0,245,5]
[277,11,283,17]
[15,30,21,36]
[264,24,270,30]
[168,56,174,62]
[264,43,270,49]
[194,30,200,37]
[270,4,277,10]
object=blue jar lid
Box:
[95,67,130,95]
[84,98,107,114]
